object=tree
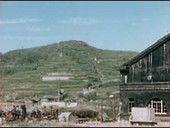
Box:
[85,91,97,101]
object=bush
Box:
[72,109,98,118]
[85,91,97,101]
[0,67,16,76]
[84,82,93,89]
[78,93,84,98]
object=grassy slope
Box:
[0,40,138,100]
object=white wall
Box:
[41,101,77,108]
[42,76,71,81]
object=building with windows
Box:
[119,33,170,120]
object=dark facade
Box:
[120,33,170,120]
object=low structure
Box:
[130,107,157,126]
[41,101,77,108]
[58,112,72,122]
[41,95,59,102]
[42,76,71,81]
[42,72,74,81]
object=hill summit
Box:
[0,40,137,99]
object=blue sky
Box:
[1,1,170,53]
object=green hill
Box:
[0,40,138,101]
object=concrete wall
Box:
[41,101,77,108]
[42,76,71,81]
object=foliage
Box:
[85,91,97,101]
[72,109,98,118]
[77,93,84,98]
[0,67,16,75]
[84,82,93,89]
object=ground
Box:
[2,120,170,127]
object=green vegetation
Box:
[0,40,138,100]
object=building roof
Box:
[121,33,170,67]
[42,95,58,99]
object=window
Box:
[121,75,128,83]
[124,75,128,83]
[129,98,135,113]
[148,98,166,114]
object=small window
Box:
[129,98,135,113]
[124,75,128,83]
[122,75,128,83]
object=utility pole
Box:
[111,100,114,120]
[58,80,60,102]
[118,101,122,122]
[101,100,103,122]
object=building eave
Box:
[121,33,170,67]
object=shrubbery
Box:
[72,109,98,118]
[0,67,16,76]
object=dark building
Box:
[119,33,170,120]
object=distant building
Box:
[41,95,77,108]
[42,76,71,81]
[42,72,73,81]
[119,33,170,120]
[41,95,59,102]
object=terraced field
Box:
[0,40,137,101]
